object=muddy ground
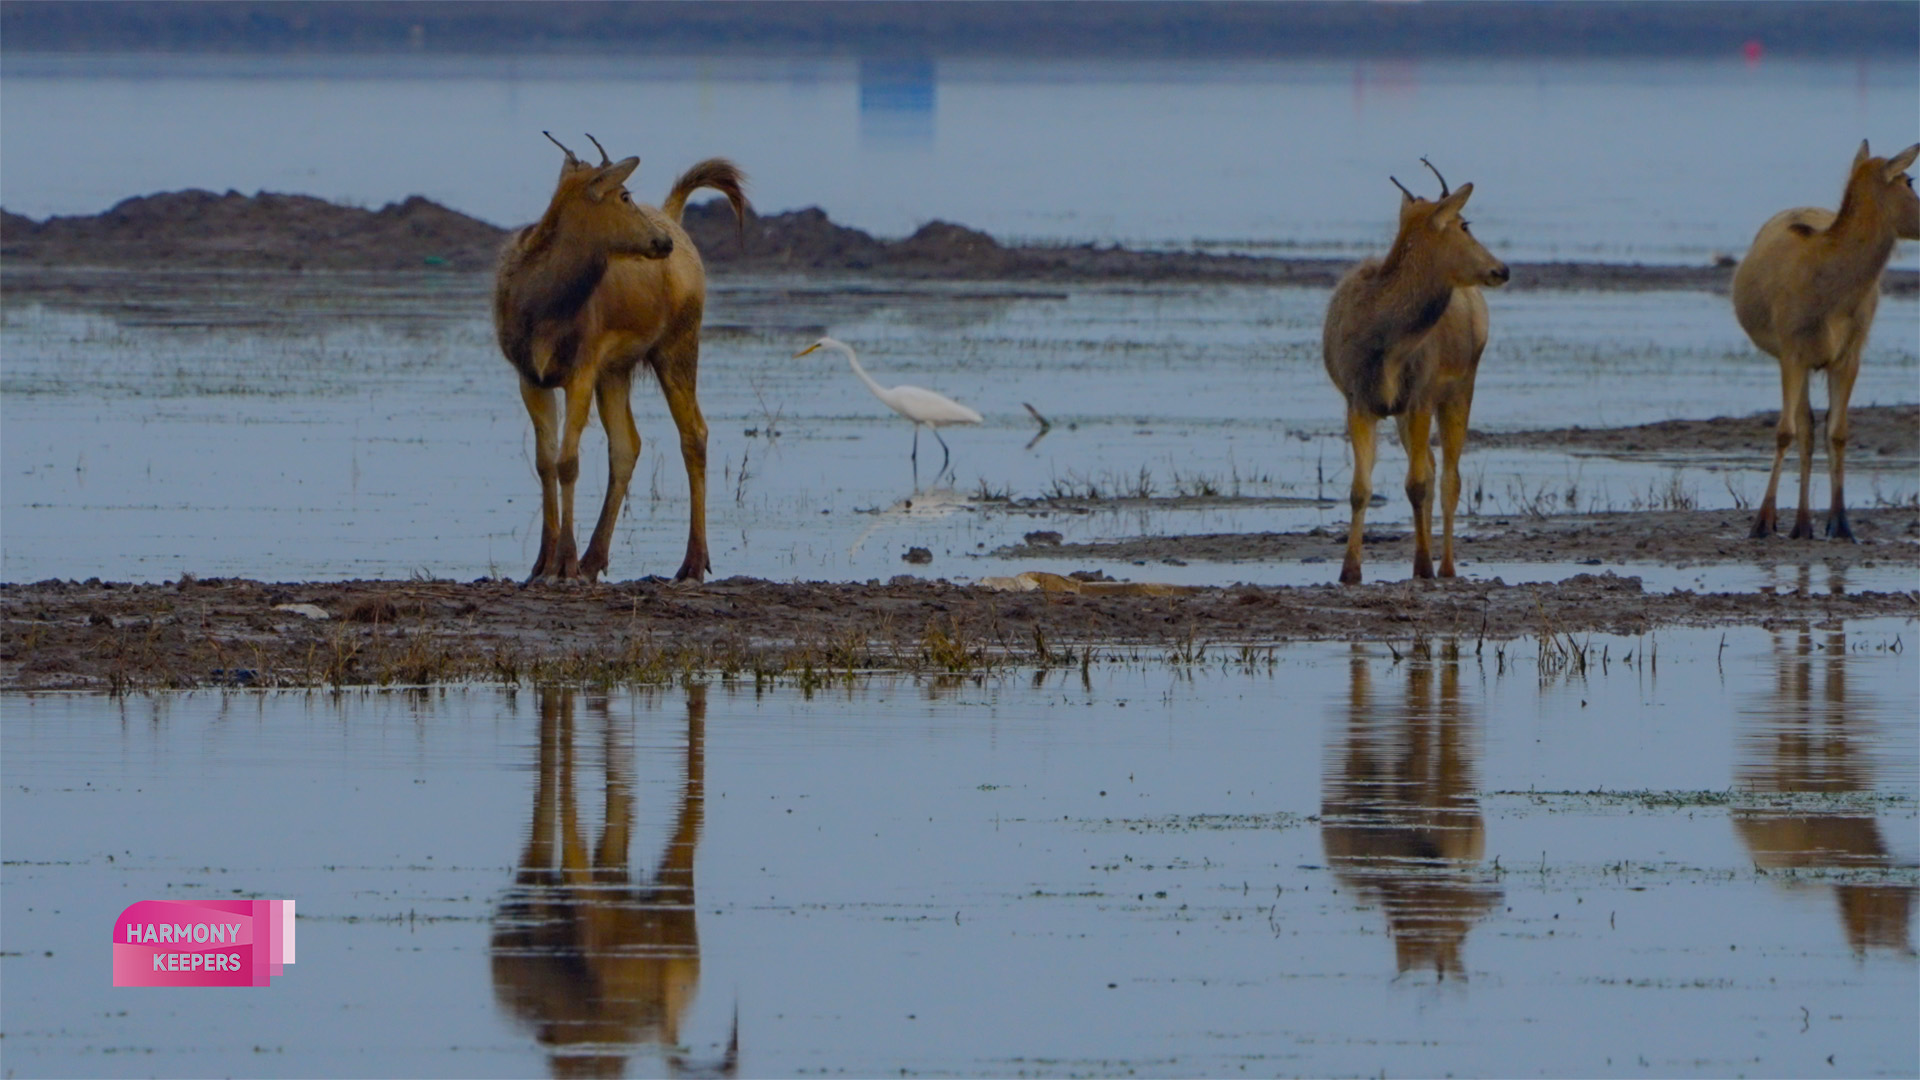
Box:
[8,190,1917,293]
[1479,403,1920,463]
[4,552,1915,691]
[995,505,1920,569]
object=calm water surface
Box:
[2,54,1917,266]
[3,272,1915,587]
[4,621,1915,1076]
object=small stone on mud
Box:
[272,602,331,620]
[1024,530,1064,546]
[902,547,933,565]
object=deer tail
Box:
[663,158,751,248]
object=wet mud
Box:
[5,566,1915,692]
[9,190,1917,293]
[994,505,1920,570]
[1477,403,1920,464]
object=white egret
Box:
[795,336,983,474]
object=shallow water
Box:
[4,620,1915,1077]
[3,53,1917,269]
[3,272,1915,587]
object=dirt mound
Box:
[9,189,1919,294]
[684,202,883,269]
[1,188,509,272]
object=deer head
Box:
[1389,158,1509,289]
[1852,139,1920,241]
[540,132,675,260]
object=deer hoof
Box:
[1826,514,1856,542]
[1789,516,1815,540]
[1338,562,1363,586]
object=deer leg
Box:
[1789,368,1817,540]
[580,369,641,582]
[1398,410,1437,579]
[1436,393,1472,578]
[655,342,711,583]
[550,376,595,578]
[519,381,564,582]
[1824,358,1859,542]
[1341,408,1380,585]
[1752,361,1808,539]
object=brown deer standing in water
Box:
[490,685,739,1077]
[1732,140,1919,542]
[1323,160,1509,585]
[494,133,749,582]
[1321,643,1501,980]
[1733,628,1915,957]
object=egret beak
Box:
[792,344,822,359]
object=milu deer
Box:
[494,133,749,583]
[1323,160,1509,585]
[1732,140,1919,542]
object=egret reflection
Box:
[1321,643,1501,980]
[490,686,736,1077]
[1734,629,1916,957]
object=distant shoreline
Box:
[3,1,1913,60]
[6,189,1918,295]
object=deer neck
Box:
[517,221,611,324]
[1820,180,1899,292]
[1372,238,1459,342]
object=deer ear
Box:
[587,157,640,202]
[1884,143,1920,180]
[1432,182,1474,223]
[1854,139,1872,168]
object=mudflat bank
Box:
[1478,404,1920,464]
[10,190,1915,294]
[5,569,1915,692]
[993,505,1920,571]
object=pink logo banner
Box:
[112,899,295,987]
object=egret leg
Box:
[934,428,952,476]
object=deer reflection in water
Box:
[491,685,737,1078]
[1321,643,1501,980]
[1734,628,1916,957]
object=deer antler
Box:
[1389,175,1417,202]
[542,131,580,163]
[1419,157,1450,198]
[583,133,612,167]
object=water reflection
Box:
[1734,629,1916,957]
[1321,644,1501,980]
[490,686,736,1077]
[859,58,936,145]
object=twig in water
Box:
[1023,402,1053,450]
